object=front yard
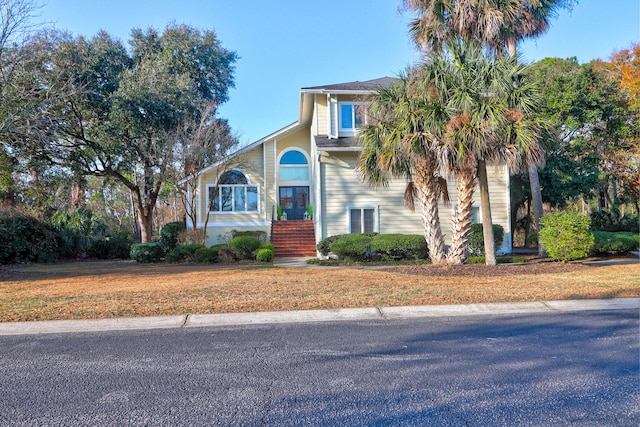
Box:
[0,260,638,322]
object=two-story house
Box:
[183,77,512,257]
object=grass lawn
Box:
[0,260,638,322]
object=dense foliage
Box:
[591,231,639,255]
[467,224,505,256]
[165,244,206,263]
[130,242,164,263]
[539,211,594,261]
[323,233,429,262]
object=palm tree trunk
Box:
[414,161,446,264]
[528,162,546,257]
[447,166,476,265]
[478,159,496,265]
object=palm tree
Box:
[358,73,449,264]
[418,40,544,264]
[404,0,572,260]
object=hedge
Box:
[165,244,206,263]
[130,243,164,263]
[591,231,639,255]
[370,234,428,260]
[228,236,261,260]
[540,211,594,261]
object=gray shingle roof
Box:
[302,76,399,92]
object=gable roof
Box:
[301,76,399,94]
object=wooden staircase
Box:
[271,220,317,257]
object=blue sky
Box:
[39,0,639,145]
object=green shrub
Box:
[329,234,375,261]
[231,230,267,243]
[260,243,275,251]
[0,211,62,264]
[88,232,134,259]
[468,224,505,256]
[370,234,428,260]
[50,208,99,258]
[592,231,639,254]
[130,242,164,263]
[159,221,186,253]
[256,248,274,262]
[193,247,219,263]
[228,236,261,260]
[165,244,205,263]
[540,211,594,261]
[317,234,346,256]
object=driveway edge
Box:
[0,298,637,336]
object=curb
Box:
[0,298,638,336]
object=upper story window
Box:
[339,102,367,133]
[279,149,309,181]
[208,170,259,213]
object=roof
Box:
[301,77,399,94]
[314,136,361,151]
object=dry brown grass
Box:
[0,260,638,322]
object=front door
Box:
[279,186,308,220]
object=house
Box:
[183,77,512,257]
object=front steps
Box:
[271,220,317,257]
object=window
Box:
[339,102,366,132]
[279,149,309,181]
[348,207,377,234]
[208,170,259,213]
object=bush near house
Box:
[540,211,594,262]
[159,221,186,253]
[260,243,275,251]
[165,244,206,263]
[370,234,428,260]
[256,248,274,262]
[329,233,376,261]
[591,231,639,255]
[228,236,261,260]
[467,224,505,256]
[231,230,267,244]
[130,243,164,263]
[193,247,220,263]
[317,234,347,256]
[327,233,428,262]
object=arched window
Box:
[279,150,309,181]
[208,170,259,213]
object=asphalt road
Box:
[1,310,638,426]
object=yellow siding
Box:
[276,127,311,154]
[320,153,511,251]
[197,146,266,227]
[315,95,328,136]
[203,224,270,247]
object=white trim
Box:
[338,101,367,136]
[277,148,311,184]
[346,206,379,234]
[196,220,270,228]
[206,169,260,214]
[302,89,380,95]
[263,141,267,222]
[178,121,302,184]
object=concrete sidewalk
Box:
[0,298,638,336]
